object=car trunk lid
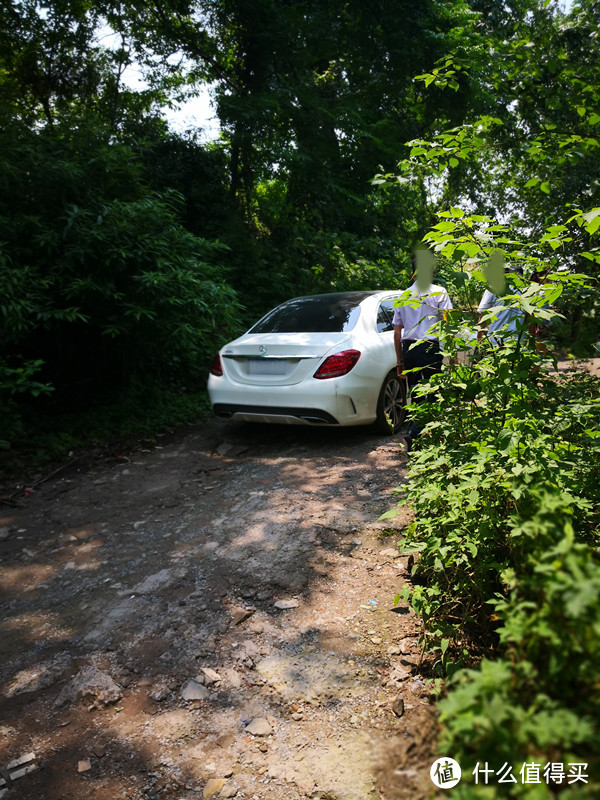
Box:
[221,333,352,386]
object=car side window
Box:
[376,300,396,333]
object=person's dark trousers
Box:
[402,339,443,440]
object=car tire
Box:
[373,370,407,434]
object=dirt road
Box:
[0,419,438,800]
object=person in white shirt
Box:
[393,260,453,449]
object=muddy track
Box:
[0,419,438,800]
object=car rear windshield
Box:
[248,293,372,334]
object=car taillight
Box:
[210,354,223,376]
[314,349,361,379]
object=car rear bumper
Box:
[213,403,339,425]
[208,376,377,427]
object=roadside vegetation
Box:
[392,249,600,798]
[382,34,600,799]
[1,1,600,794]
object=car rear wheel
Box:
[373,370,407,434]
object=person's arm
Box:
[394,325,404,376]
[439,290,453,315]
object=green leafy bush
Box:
[377,28,600,794]
[391,304,600,795]
[0,114,241,443]
[437,493,600,797]
[375,201,600,796]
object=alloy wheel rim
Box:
[384,378,402,429]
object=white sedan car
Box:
[208,290,407,433]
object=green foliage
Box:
[0,359,53,397]
[56,189,238,365]
[437,493,600,797]
[0,386,211,477]
[0,358,54,449]
[106,0,479,317]
[0,113,240,442]
[375,0,600,354]
[389,271,600,792]
[398,331,600,641]
[378,99,600,785]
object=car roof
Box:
[284,290,395,303]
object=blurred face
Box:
[414,248,435,291]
